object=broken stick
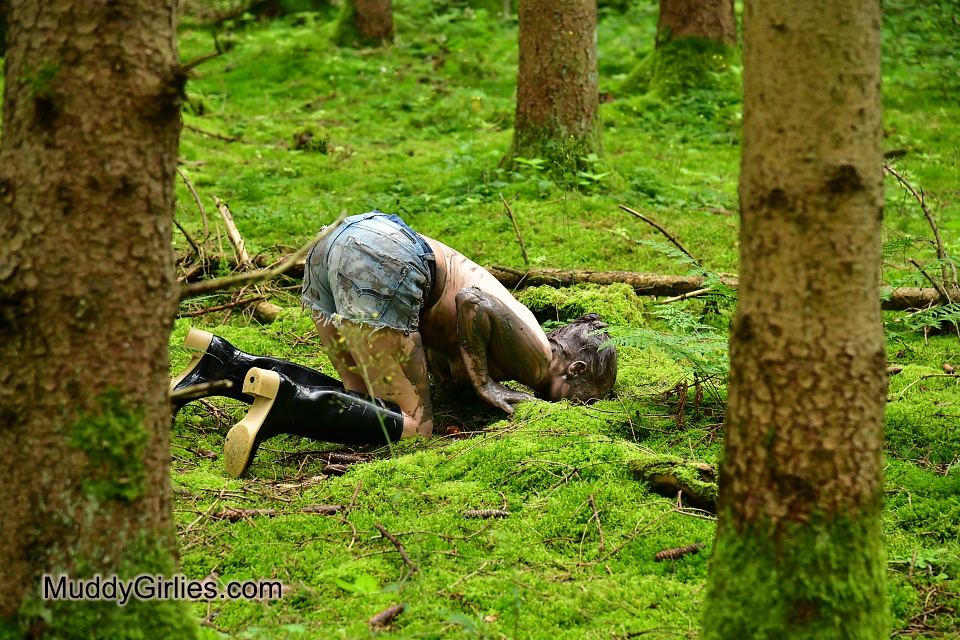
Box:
[213,196,252,269]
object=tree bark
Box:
[333,0,393,48]
[657,0,737,48]
[622,0,739,95]
[509,0,601,169]
[701,0,887,637]
[0,1,195,636]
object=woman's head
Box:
[544,313,618,403]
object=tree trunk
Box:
[657,0,736,47]
[509,0,600,172]
[622,0,739,95]
[333,0,393,48]
[701,0,886,637]
[0,1,195,637]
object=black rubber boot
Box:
[170,328,342,409]
[223,367,405,477]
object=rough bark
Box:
[333,0,393,48]
[657,0,737,47]
[701,0,887,637]
[509,0,601,170]
[622,0,739,95]
[0,1,194,637]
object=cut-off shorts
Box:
[301,211,435,334]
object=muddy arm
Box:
[454,287,543,414]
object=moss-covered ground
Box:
[169,0,960,637]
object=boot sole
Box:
[169,328,215,392]
[224,368,281,477]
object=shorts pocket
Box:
[334,237,409,323]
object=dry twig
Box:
[178,296,265,319]
[619,204,699,264]
[500,192,530,267]
[177,167,210,240]
[180,213,346,299]
[369,603,406,629]
[654,543,705,561]
[909,258,953,304]
[463,509,509,519]
[885,163,956,283]
[374,522,419,573]
[213,196,252,269]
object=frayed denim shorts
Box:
[301,211,435,334]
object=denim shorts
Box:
[301,211,435,334]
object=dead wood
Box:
[653,543,705,562]
[212,508,277,522]
[884,163,956,284]
[179,213,345,300]
[252,301,283,324]
[213,196,252,269]
[374,522,419,573]
[301,505,343,515]
[501,192,530,267]
[463,509,510,519]
[177,296,265,319]
[631,457,718,513]
[369,603,406,629]
[180,253,950,312]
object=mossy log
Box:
[630,456,718,512]
[182,256,949,312]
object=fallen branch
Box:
[620,204,699,264]
[178,296,265,318]
[177,167,209,240]
[909,258,952,304]
[653,543,705,562]
[374,522,419,573]
[884,163,956,284]
[500,192,530,268]
[180,255,950,312]
[213,196,252,269]
[179,213,345,300]
[183,123,241,143]
[174,221,201,263]
[369,604,405,629]
[659,288,712,305]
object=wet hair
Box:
[546,313,618,402]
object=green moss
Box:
[291,124,331,153]
[620,37,739,97]
[13,535,198,640]
[69,391,149,502]
[333,0,388,48]
[630,455,718,512]
[516,283,646,326]
[506,127,605,181]
[183,93,213,116]
[702,515,887,639]
[21,61,60,98]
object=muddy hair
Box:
[546,313,618,401]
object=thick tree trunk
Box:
[333,0,393,48]
[657,0,736,47]
[509,0,600,170]
[622,0,739,95]
[701,0,887,637]
[0,1,194,637]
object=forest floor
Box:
[170,1,960,637]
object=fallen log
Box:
[184,258,950,312]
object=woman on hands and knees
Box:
[170,211,617,477]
